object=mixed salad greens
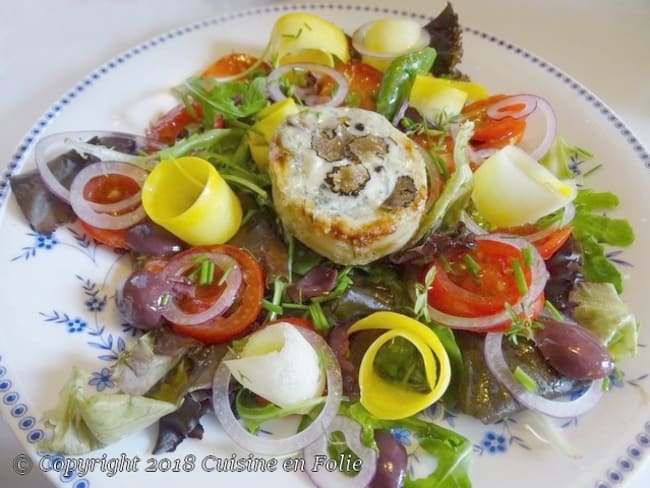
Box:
[9,3,640,487]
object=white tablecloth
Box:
[1,0,649,487]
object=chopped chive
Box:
[512,258,528,295]
[282,303,310,311]
[573,146,594,160]
[217,264,235,286]
[430,151,450,180]
[199,260,215,285]
[261,299,283,315]
[522,246,534,268]
[514,366,537,392]
[582,163,603,178]
[462,254,482,277]
[439,255,452,273]
[601,376,610,391]
[157,292,171,308]
[266,277,287,322]
[309,302,329,332]
[544,299,564,321]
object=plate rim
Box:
[1,3,649,488]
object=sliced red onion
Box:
[426,234,549,331]
[212,327,343,456]
[521,202,575,242]
[351,21,430,60]
[391,101,410,127]
[34,130,162,204]
[267,63,349,107]
[69,161,148,230]
[486,95,538,120]
[303,416,377,488]
[161,251,243,326]
[484,332,604,418]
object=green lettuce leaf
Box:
[570,281,639,361]
[39,367,176,455]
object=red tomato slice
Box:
[426,239,532,318]
[480,292,546,333]
[462,94,527,150]
[201,53,267,78]
[170,245,265,344]
[534,226,574,260]
[320,61,383,111]
[78,173,142,249]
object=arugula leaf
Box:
[340,402,472,488]
[181,76,269,120]
[235,388,326,434]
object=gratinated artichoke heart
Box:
[268,107,428,265]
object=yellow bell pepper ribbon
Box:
[411,75,489,106]
[249,98,299,167]
[268,13,350,66]
[142,156,242,245]
[348,311,451,420]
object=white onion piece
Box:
[484,332,603,418]
[486,94,538,120]
[267,63,349,107]
[426,234,549,331]
[303,416,377,488]
[212,327,343,456]
[160,252,242,326]
[34,130,161,205]
[69,161,148,230]
[351,20,430,59]
[460,202,576,242]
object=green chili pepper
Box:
[376,47,437,121]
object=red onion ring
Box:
[267,63,349,107]
[160,251,243,326]
[212,326,343,456]
[486,95,538,120]
[426,234,549,331]
[69,161,148,230]
[34,130,162,205]
[484,332,604,418]
[351,21,430,60]
[460,202,576,242]
[303,416,377,488]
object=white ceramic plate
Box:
[1,3,649,488]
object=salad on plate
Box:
[8,3,640,487]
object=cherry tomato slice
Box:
[426,239,532,318]
[462,94,527,150]
[201,53,267,78]
[534,226,574,260]
[170,245,265,344]
[78,173,142,249]
[320,61,383,111]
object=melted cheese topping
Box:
[269,107,427,265]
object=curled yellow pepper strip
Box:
[248,98,299,167]
[348,311,451,420]
[268,13,350,66]
[142,156,242,245]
